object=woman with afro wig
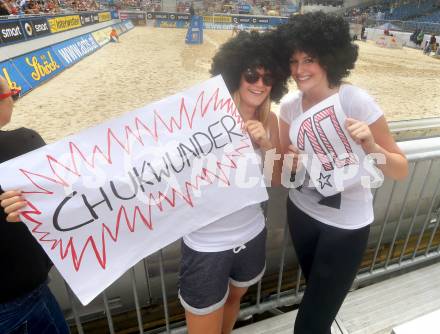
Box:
[277,12,408,333]
[178,31,288,334]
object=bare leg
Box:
[222,284,248,334]
[186,307,224,334]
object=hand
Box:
[345,118,376,152]
[286,144,301,172]
[0,190,27,223]
[245,120,272,151]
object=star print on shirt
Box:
[317,172,332,189]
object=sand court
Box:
[6,26,440,143]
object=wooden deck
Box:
[233,262,440,334]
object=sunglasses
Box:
[0,88,20,101]
[243,68,274,86]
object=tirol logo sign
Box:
[22,18,51,39]
[0,21,25,44]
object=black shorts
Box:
[178,228,267,315]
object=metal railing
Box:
[55,136,440,334]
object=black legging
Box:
[287,199,370,334]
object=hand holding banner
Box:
[0,76,267,305]
[289,93,367,197]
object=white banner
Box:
[0,76,267,305]
[289,93,366,197]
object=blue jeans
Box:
[0,283,70,334]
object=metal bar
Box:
[413,175,440,258]
[295,266,302,296]
[65,282,84,334]
[155,249,440,334]
[276,222,289,302]
[131,268,144,334]
[370,181,398,272]
[357,251,440,285]
[143,258,153,304]
[158,250,171,333]
[437,215,440,252]
[372,187,379,205]
[256,279,262,308]
[238,293,302,319]
[385,162,418,268]
[426,209,440,255]
[102,291,115,334]
[406,152,440,162]
[399,160,433,263]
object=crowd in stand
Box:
[112,0,288,16]
[344,4,390,18]
[0,0,98,15]
[64,0,99,11]
[0,0,60,15]
[344,0,440,20]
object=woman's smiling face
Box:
[289,51,329,94]
[237,67,272,111]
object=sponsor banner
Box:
[256,17,270,24]
[156,20,189,29]
[13,47,64,86]
[268,17,288,26]
[230,15,286,26]
[203,23,274,31]
[124,21,134,30]
[48,15,81,33]
[0,20,25,44]
[238,3,251,13]
[147,12,191,21]
[231,16,260,24]
[147,12,167,20]
[80,13,98,26]
[22,18,51,40]
[119,22,127,32]
[203,15,232,24]
[0,60,32,95]
[52,34,100,67]
[114,24,123,35]
[91,27,112,46]
[375,35,403,49]
[168,13,190,21]
[98,12,112,22]
[119,11,146,20]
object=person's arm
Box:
[0,190,27,222]
[346,116,408,180]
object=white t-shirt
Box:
[183,149,265,252]
[279,84,383,229]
